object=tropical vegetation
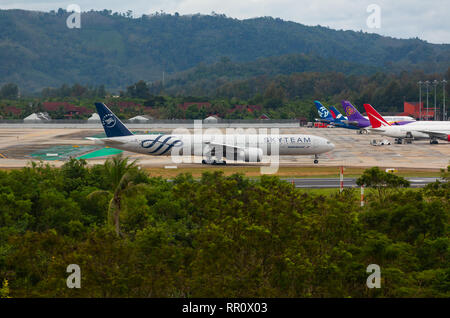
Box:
[0,158,448,297]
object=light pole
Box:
[443,79,447,121]
[425,80,430,120]
[418,81,423,120]
[433,80,438,120]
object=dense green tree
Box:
[0,162,448,297]
[0,279,10,298]
[88,154,148,236]
[126,81,151,99]
[356,167,410,202]
[0,83,19,99]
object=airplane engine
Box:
[433,134,450,142]
[239,147,263,162]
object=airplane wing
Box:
[204,141,264,162]
[315,118,332,123]
[205,141,266,154]
[205,141,246,151]
[418,130,450,141]
[367,128,386,133]
[341,120,360,126]
[85,137,127,145]
[103,138,127,144]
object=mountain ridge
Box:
[0,9,449,93]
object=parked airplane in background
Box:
[342,101,415,130]
[89,103,335,164]
[314,101,358,130]
[364,103,450,144]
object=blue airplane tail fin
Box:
[314,101,334,121]
[95,102,133,138]
[330,106,345,121]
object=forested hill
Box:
[0,9,449,93]
[149,54,380,96]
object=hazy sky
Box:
[1,0,449,44]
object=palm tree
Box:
[89,154,147,236]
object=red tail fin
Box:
[363,104,391,128]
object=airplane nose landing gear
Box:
[314,154,319,164]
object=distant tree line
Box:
[41,84,107,99]
[152,63,450,114]
[122,80,152,100]
[0,83,19,100]
[2,64,449,121]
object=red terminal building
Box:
[179,102,212,110]
[42,102,91,118]
[3,106,22,116]
[403,102,436,120]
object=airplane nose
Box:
[327,142,335,151]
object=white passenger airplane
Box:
[364,103,450,144]
[87,103,335,164]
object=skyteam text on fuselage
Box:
[89,103,335,164]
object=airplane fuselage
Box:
[367,116,415,122]
[371,121,450,140]
[92,134,335,157]
[91,102,335,164]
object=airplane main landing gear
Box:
[430,138,439,145]
[314,154,319,164]
[202,145,227,165]
[403,132,414,144]
[201,158,227,165]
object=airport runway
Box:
[0,127,449,170]
[282,177,441,188]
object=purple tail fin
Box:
[341,101,370,127]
